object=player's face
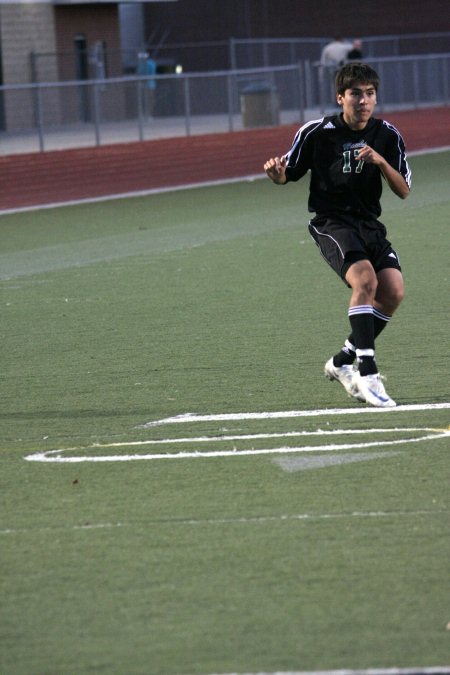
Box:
[337,82,377,129]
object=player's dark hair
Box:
[335,62,380,94]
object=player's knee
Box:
[346,261,378,300]
[358,272,378,300]
[378,284,405,314]
[390,284,405,309]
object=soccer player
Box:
[264,62,411,407]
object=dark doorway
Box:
[74,33,90,121]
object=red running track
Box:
[0,107,449,211]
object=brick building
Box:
[143,0,450,42]
[0,0,448,131]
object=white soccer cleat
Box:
[324,358,364,401]
[353,372,396,408]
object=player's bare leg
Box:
[374,267,404,315]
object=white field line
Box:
[207,670,450,675]
[88,427,440,448]
[24,429,450,462]
[139,402,450,428]
[0,174,262,215]
[0,522,124,536]
[1,509,447,536]
[1,146,449,216]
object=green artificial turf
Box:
[0,151,449,674]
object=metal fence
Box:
[30,32,450,81]
[1,53,449,154]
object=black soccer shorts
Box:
[308,214,402,283]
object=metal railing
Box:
[228,32,450,68]
[1,54,449,154]
[29,32,450,80]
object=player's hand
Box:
[355,144,383,165]
[264,156,287,184]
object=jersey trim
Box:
[284,117,324,170]
[382,120,412,188]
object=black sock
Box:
[333,339,356,367]
[348,305,377,374]
[333,308,391,369]
[357,354,378,376]
[373,308,391,338]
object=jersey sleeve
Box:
[382,121,412,189]
[284,119,323,183]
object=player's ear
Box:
[336,93,344,106]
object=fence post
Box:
[263,39,270,68]
[35,84,45,152]
[289,41,296,67]
[304,60,313,114]
[93,81,101,146]
[377,61,385,113]
[227,73,235,132]
[229,37,237,70]
[413,58,420,109]
[443,56,449,105]
[183,76,191,137]
[137,78,144,142]
[297,62,305,123]
[30,51,38,83]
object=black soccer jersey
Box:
[284,114,411,220]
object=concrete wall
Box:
[0,3,58,84]
[0,2,124,131]
[0,3,59,130]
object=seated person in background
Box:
[320,37,353,69]
[347,39,363,61]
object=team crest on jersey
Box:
[343,141,366,151]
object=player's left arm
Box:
[356,145,410,199]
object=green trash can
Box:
[240,81,280,128]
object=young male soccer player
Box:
[264,62,411,407]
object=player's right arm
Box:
[264,156,287,184]
[265,119,319,186]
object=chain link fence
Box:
[1,54,449,154]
